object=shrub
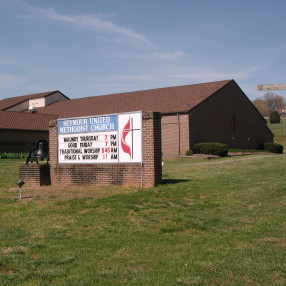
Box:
[269,111,281,123]
[193,142,228,157]
[261,143,283,154]
[185,150,193,156]
[0,152,28,159]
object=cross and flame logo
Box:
[120,116,141,160]
[121,117,132,157]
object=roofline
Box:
[2,90,69,111]
[230,81,274,137]
[229,80,268,123]
[0,127,49,132]
[66,79,233,103]
[182,79,234,113]
[186,79,274,137]
[0,110,59,116]
[160,80,233,115]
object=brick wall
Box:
[161,113,190,156]
[19,164,51,187]
[49,111,162,188]
[0,129,49,153]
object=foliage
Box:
[185,150,193,156]
[263,92,285,115]
[262,142,283,154]
[0,155,285,285]
[252,93,286,116]
[252,98,268,117]
[0,152,28,159]
[270,111,281,123]
[193,142,228,157]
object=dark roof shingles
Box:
[0,111,58,131]
[0,91,59,111]
[37,80,232,118]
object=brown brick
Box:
[19,164,51,187]
[48,111,162,188]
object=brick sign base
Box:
[19,164,51,187]
[48,111,162,188]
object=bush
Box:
[261,143,283,154]
[270,111,281,123]
[193,142,228,157]
[185,150,193,156]
[0,152,28,159]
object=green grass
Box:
[266,117,286,147]
[266,118,286,136]
[0,155,286,285]
[0,159,26,188]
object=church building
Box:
[0,79,273,155]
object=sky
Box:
[1,0,286,101]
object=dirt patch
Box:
[0,270,13,275]
[0,185,139,203]
[228,152,254,156]
[263,237,286,247]
[189,154,220,159]
[181,152,273,159]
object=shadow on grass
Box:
[162,179,191,185]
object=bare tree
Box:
[252,98,268,117]
[263,92,286,115]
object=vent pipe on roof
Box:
[28,106,36,113]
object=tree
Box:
[269,111,281,124]
[252,93,286,117]
[252,98,268,117]
[263,92,286,115]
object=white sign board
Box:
[57,112,142,163]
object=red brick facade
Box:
[48,111,162,188]
[161,113,189,155]
[19,164,51,186]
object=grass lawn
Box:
[0,155,286,285]
[266,117,286,147]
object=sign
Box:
[57,112,142,163]
[257,84,286,91]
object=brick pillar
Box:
[19,164,51,187]
[142,111,162,187]
[49,120,58,186]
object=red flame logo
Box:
[121,117,131,157]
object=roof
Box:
[0,111,58,131]
[0,90,68,111]
[37,80,232,118]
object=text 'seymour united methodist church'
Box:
[0,79,273,155]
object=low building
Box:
[0,90,69,112]
[277,108,286,117]
[0,111,57,153]
[0,80,274,155]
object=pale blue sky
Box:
[1,0,286,100]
